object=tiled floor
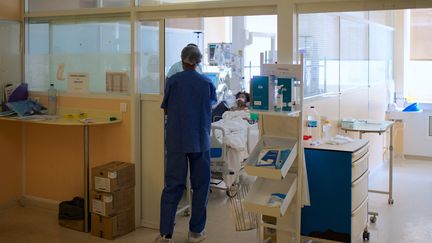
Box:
[1,158,432,243]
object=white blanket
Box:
[211,111,254,186]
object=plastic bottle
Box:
[305,106,320,142]
[321,116,332,141]
[48,83,57,115]
[275,85,284,112]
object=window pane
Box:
[243,15,277,92]
[410,9,432,60]
[26,18,131,93]
[140,0,224,5]
[340,19,368,91]
[140,21,160,94]
[28,0,129,12]
[0,21,21,86]
[406,9,432,101]
[369,10,394,27]
[299,13,340,97]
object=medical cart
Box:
[243,62,305,243]
[302,140,371,242]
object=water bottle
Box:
[305,106,320,142]
[48,83,57,115]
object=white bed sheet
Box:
[211,111,258,186]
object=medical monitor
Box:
[204,72,219,88]
[208,43,232,66]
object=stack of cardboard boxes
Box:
[91,161,135,240]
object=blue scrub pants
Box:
[160,151,211,236]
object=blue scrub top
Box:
[161,69,217,153]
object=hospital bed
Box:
[210,110,259,197]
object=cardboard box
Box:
[92,161,135,193]
[91,209,135,240]
[91,187,134,216]
[59,219,84,232]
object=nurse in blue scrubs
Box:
[156,45,216,243]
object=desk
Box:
[0,115,121,232]
[341,120,395,205]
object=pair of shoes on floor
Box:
[188,230,206,243]
[154,235,174,243]
[154,230,206,243]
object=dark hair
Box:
[235,91,250,103]
[187,43,198,48]
[181,46,202,65]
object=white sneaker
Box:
[154,235,174,243]
[188,230,206,243]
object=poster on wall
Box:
[67,73,89,93]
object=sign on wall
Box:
[67,73,89,93]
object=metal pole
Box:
[389,125,394,204]
[84,125,90,232]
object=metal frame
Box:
[341,121,395,226]
[342,122,395,205]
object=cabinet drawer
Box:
[352,170,368,211]
[352,144,369,162]
[351,198,368,242]
[352,152,369,182]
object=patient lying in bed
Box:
[211,110,259,186]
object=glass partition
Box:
[298,11,394,97]
[27,0,130,12]
[164,15,276,97]
[369,25,393,86]
[339,19,368,91]
[26,17,131,93]
[139,20,161,94]
[299,13,339,97]
[139,0,229,5]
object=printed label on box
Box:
[92,199,106,215]
[103,195,113,203]
[108,171,117,179]
[254,101,262,106]
[95,177,111,192]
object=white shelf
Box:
[244,173,297,218]
[245,136,298,180]
[250,109,300,117]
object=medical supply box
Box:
[91,161,135,193]
[251,75,275,110]
[91,209,135,240]
[251,76,295,112]
[277,77,294,112]
[90,187,134,217]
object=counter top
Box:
[0,115,121,126]
[304,139,369,153]
[341,120,394,133]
